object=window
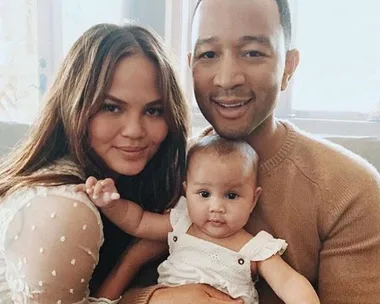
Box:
[1,0,380,136]
[0,0,38,123]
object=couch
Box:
[1,121,380,172]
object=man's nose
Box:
[213,55,245,89]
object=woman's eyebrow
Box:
[105,94,163,106]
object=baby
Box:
[78,135,319,304]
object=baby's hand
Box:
[75,177,120,208]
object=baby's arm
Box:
[75,177,172,241]
[256,254,320,304]
[95,239,168,300]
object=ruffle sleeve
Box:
[169,196,189,229]
[240,230,288,262]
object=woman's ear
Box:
[183,181,187,193]
[250,186,262,213]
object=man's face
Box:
[190,0,293,139]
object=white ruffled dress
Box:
[157,198,288,304]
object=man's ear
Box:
[281,49,300,91]
[187,52,192,68]
[250,186,262,213]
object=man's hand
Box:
[149,284,244,304]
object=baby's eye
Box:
[226,192,238,200]
[199,191,211,198]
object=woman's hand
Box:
[149,284,244,304]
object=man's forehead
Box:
[191,0,282,48]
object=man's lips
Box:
[212,98,252,108]
[211,97,252,119]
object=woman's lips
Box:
[117,146,146,152]
[115,146,147,158]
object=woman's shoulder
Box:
[33,156,85,180]
[0,184,105,303]
[0,183,103,251]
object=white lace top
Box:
[157,197,288,304]
[0,159,119,304]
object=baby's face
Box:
[185,150,259,239]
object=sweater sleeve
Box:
[318,170,380,303]
[120,285,166,304]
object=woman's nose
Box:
[120,114,146,139]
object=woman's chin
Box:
[110,164,145,177]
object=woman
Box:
[0,23,189,303]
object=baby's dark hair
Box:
[186,135,259,175]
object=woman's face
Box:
[88,53,169,176]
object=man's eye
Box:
[199,51,217,59]
[199,191,210,198]
[226,192,238,200]
[242,51,264,58]
[103,104,120,113]
[146,107,164,116]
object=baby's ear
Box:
[250,187,262,212]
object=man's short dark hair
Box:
[192,0,292,50]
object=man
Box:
[123,0,380,303]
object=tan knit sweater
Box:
[121,121,380,304]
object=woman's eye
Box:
[199,51,217,59]
[226,192,238,200]
[146,107,164,116]
[199,191,210,198]
[103,104,120,113]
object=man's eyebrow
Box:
[239,35,272,47]
[194,35,273,50]
[194,36,219,50]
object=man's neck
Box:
[245,117,287,163]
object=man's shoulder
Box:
[289,123,380,185]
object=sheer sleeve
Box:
[3,188,108,304]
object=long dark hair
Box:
[0,23,189,212]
